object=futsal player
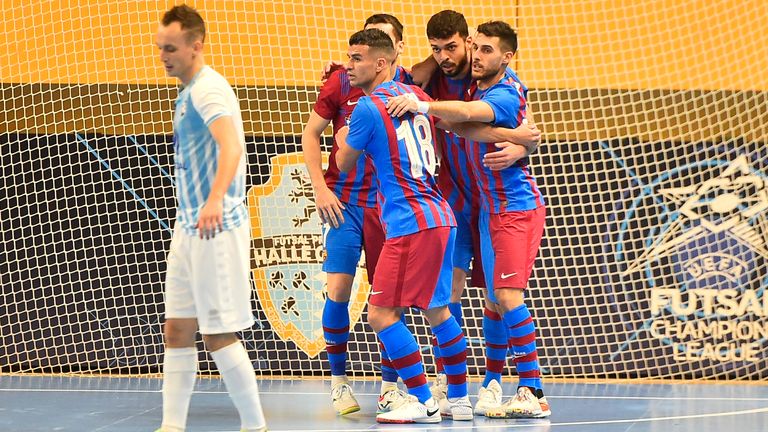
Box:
[154,5,266,432]
[419,10,541,416]
[300,13,414,416]
[334,28,473,424]
[386,20,551,419]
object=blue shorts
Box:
[322,203,384,283]
[453,207,475,273]
[452,206,486,288]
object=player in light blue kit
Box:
[154,5,266,432]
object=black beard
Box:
[443,55,469,78]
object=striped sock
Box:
[448,302,464,327]
[322,298,349,377]
[377,320,430,403]
[431,336,444,374]
[432,316,468,399]
[482,307,507,388]
[380,313,409,384]
[504,304,542,391]
[378,342,399,384]
[433,302,463,376]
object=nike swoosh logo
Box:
[426,407,439,416]
[500,272,517,279]
[346,100,358,106]
[370,291,383,295]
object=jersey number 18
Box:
[395,115,436,179]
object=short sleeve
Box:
[345,98,376,151]
[191,81,233,126]
[313,70,343,120]
[483,85,524,128]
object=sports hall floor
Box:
[1,375,766,431]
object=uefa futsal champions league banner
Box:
[0,134,765,379]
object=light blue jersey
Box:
[172,66,248,235]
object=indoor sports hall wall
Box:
[2,1,767,379]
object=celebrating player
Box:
[334,28,472,424]
[419,10,541,415]
[387,20,551,419]
[300,14,414,416]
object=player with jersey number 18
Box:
[334,28,470,424]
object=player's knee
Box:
[325,273,355,301]
[202,333,239,352]
[367,305,400,333]
[164,319,197,348]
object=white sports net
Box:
[1,1,766,380]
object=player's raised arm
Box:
[301,111,345,228]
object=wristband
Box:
[416,101,430,114]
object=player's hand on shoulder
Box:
[483,142,528,171]
[320,61,344,83]
[313,185,345,228]
[195,199,224,239]
[386,94,418,118]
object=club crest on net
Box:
[246,152,370,357]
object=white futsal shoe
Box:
[429,373,448,402]
[474,379,503,416]
[331,381,360,415]
[486,386,549,418]
[376,395,441,424]
[377,387,410,413]
[438,394,474,420]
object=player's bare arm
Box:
[333,126,363,174]
[386,96,495,123]
[301,111,345,228]
[481,105,541,169]
[408,55,438,87]
[197,115,242,239]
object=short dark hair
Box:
[364,14,404,42]
[476,20,517,53]
[426,10,469,40]
[349,28,395,57]
[161,4,206,43]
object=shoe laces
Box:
[332,383,351,399]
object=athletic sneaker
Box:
[377,388,410,413]
[376,395,441,424]
[438,395,473,420]
[538,396,552,418]
[485,386,544,419]
[473,379,503,416]
[429,373,447,402]
[331,382,360,415]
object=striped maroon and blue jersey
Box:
[466,69,545,213]
[313,66,413,208]
[345,81,456,239]
[425,72,479,214]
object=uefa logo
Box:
[615,154,767,366]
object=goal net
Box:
[1,0,767,380]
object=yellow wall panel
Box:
[1,0,766,90]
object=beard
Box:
[471,61,500,82]
[441,55,469,78]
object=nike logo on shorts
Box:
[347,100,358,106]
[500,272,517,279]
[370,291,383,295]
